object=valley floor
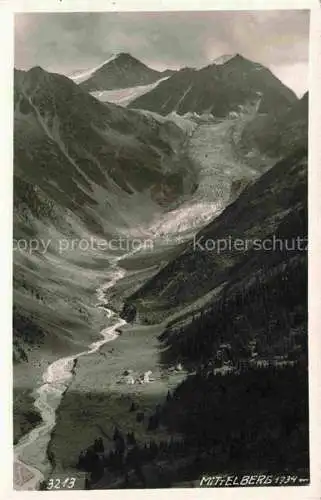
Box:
[49,321,186,472]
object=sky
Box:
[14,10,310,96]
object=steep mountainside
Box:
[130,55,297,116]
[160,151,307,366]
[79,53,175,92]
[119,141,308,481]
[126,146,307,322]
[240,92,308,158]
[14,67,192,229]
[157,144,308,480]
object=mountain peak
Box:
[223,54,266,69]
[28,65,46,75]
[116,52,136,60]
[114,52,146,67]
[79,52,165,92]
[15,65,50,89]
[130,52,297,116]
[212,54,238,65]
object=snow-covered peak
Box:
[212,54,237,66]
[91,76,170,106]
[69,54,118,84]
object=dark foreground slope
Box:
[80,53,174,92]
[130,55,297,117]
[241,92,309,158]
[157,154,308,476]
[61,356,308,488]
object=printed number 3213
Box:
[47,477,76,489]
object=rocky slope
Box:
[240,92,308,158]
[124,87,308,324]
[130,54,297,117]
[126,145,307,322]
[79,53,174,92]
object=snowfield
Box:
[69,54,119,84]
[147,117,258,239]
[91,77,170,106]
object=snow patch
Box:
[213,54,237,65]
[174,84,193,111]
[69,54,118,84]
[91,76,170,106]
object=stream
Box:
[13,259,128,490]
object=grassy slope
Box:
[13,390,43,445]
[49,321,186,472]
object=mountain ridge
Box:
[129,54,297,116]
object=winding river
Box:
[13,259,128,490]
